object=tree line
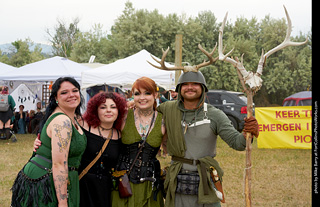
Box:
[0,2,312,106]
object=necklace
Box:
[135,110,155,140]
[99,125,112,131]
[58,107,79,130]
[98,127,113,139]
[138,108,154,117]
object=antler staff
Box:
[147,44,218,72]
[218,5,308,207]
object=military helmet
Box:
[176,71,208,92]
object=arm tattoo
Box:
[54,120,72,152]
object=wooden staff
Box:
[218,6,308,206]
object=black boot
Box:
[4,128,11,140]
[0,128,4,139]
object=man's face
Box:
[180,82,202,101]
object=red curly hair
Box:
[83,92,127,130]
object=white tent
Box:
[0,62,17,75]
[0,56,90,82]
[81,50,175,89]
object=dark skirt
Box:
[0,108,13,123]
[80,172,113,207]
[11,168,55,207]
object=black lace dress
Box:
[79,127,121,207]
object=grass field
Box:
[1,134,312,206]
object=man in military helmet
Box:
[157,71,259,207]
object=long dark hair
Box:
[39,77,85,133]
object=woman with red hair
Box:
[78,92,127,207]
[112,77,166,207]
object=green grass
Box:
[1,134,312,206]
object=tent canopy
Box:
[0,62,17,75]
[81,50,175,90]
[0,56,90,82]
[283,91,312,106]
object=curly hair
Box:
[83,92,127,131]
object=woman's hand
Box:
[33,133,41,152]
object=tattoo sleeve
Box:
[51,119,72,206]
[54,120,72,153]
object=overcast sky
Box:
[0,0,311,45]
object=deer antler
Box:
[257,5,308,76]
[148,44,218,73]
[218,5,308,92]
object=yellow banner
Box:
[256,106,312,149]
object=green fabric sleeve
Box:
[208,107,246,151]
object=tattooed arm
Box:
[48,115,73,207]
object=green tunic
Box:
[157,85,246,207]
[111,109,164,207]
[16,112,87,207]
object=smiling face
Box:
[56,81,81,111]
[133,88,156,111]
[98,98,118,125]
[180,82,203,101]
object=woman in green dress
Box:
[11,77,87,207]
[112,77,166,207]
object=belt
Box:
[171,156,200,166]
[32,154,78,172]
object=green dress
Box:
[11,112,87,207]
[111,109,164,207]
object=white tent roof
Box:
[0,56,90,82]
[81,50,175,89]
[0,62,17,75]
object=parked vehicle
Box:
[205,90,252,132]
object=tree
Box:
[8,39,45,67]
[46,18,80,57]
[70,24,116,63]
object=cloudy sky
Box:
[0,0,311,45]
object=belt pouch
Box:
[176,173,200,195]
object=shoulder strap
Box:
[78,129,112,180]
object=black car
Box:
[205,90,251,132]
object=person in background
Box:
[11,77,87,207]
[30,101,45,134]
[156,86,168,106]
[0,86,16,139]
[169,86,178,100]
[15,105,26,134]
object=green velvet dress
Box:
[11,112,87,207]
[111,109,164,207]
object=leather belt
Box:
[171,155,200,166]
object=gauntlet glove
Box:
[243,116,259,138]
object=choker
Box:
[100,125,112,131]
